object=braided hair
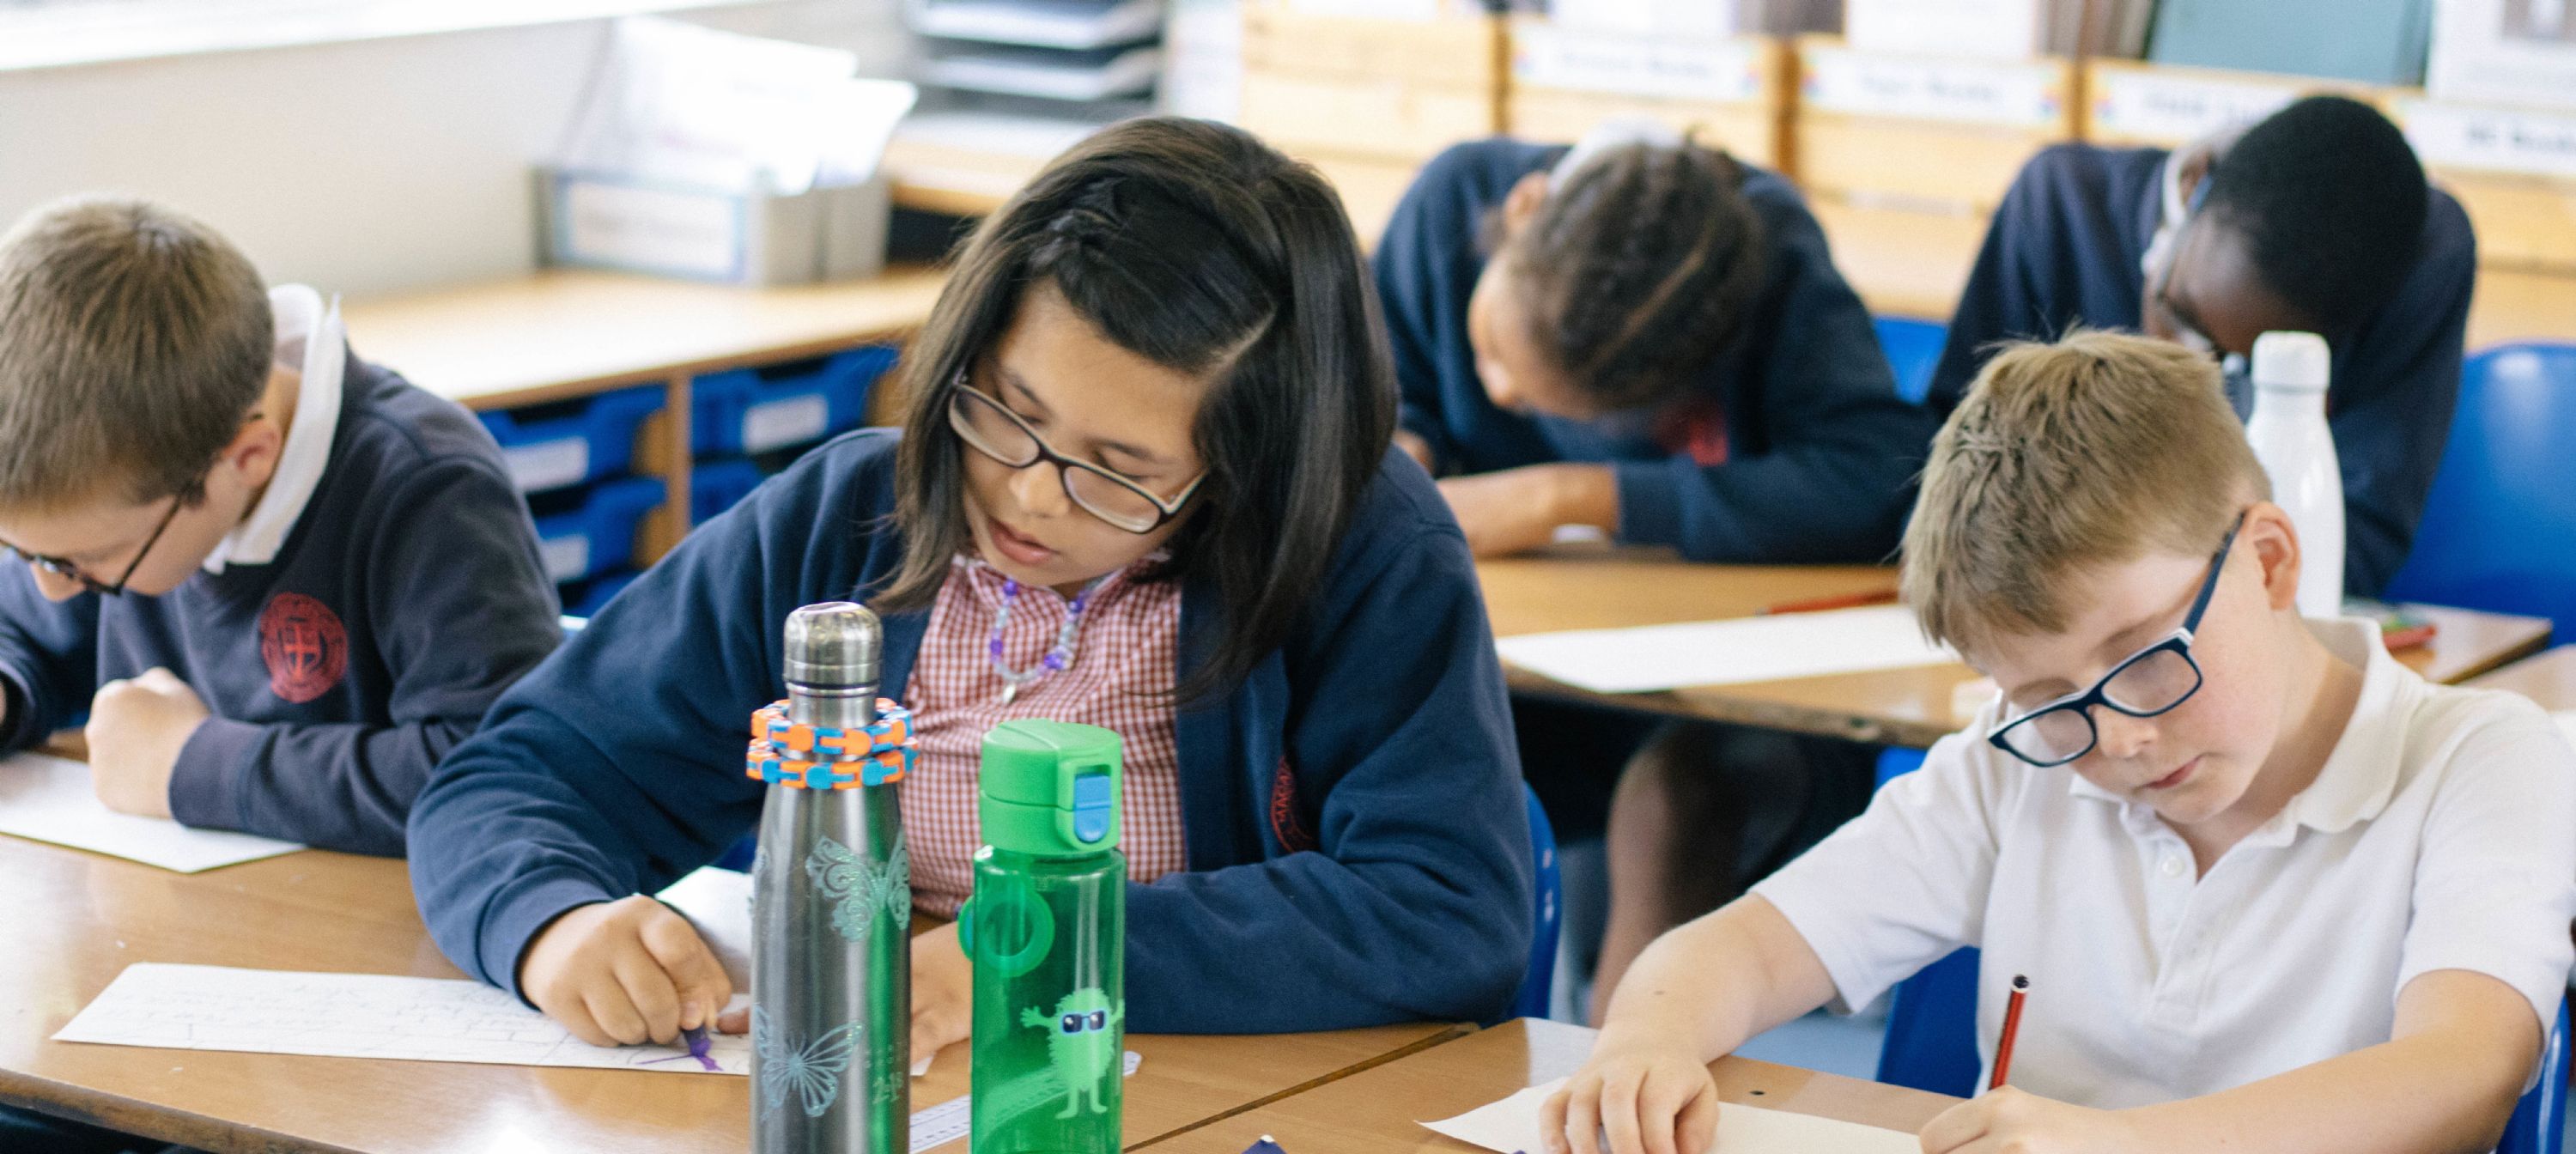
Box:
[1502,138,1768,411]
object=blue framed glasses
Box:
[1986,513,2245,768]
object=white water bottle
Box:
[2244,331,2343,618]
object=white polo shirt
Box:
[1755,617,2576,1108]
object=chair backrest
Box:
[2501,1000,2571,1154]
[1873,316,1949,405]
[2385,343,2576,640]
[1874,944,1985,1094]
[1511,783,1564,1020]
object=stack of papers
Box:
[557,16,917,194]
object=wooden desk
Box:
[2468,645,2576,712]
[1143,1017,1956,1152]
[342,267,951,413]
[340,266,951,564]
[0,836,1459,1154]
[1479,553,2555,747]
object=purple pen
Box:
[641,1025,722,1072]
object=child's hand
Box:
[519,895,734,1048]
[1917,1086,2140,1154]
[1538,1035,1720,1154]
[909,920,972,1066]
[87,667,209,819]
[1437,468,1569,558]
[1394,429,1437,473]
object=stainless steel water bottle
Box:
[750,602,914,1154]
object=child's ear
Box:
[216,408,286,491]
[2243,502,2305,612]
[1499,172,1551,235]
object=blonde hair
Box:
[1902,330,2269,658]
[0,196,272,509]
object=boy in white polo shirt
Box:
[1542,330,2576,1154]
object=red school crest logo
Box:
[259,592,348,704]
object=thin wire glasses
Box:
[947,374,1204,534]
[0,494,186,597]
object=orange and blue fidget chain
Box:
[744,698,915,790]
[990,575,1107,703]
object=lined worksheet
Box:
[55,963,747,1073]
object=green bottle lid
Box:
[979,720,1122,857]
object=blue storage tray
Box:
[564,568,641,618]
[478,386,664,495]
[691,458,769,525]
[532,476,666,585]
[691,345,897,457]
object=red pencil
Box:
[1758,587,1900,616]
[1990,975,2030,1090]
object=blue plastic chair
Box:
[1874,316,1949,405]
[2385,343,2576,641]
[1513,782,1564,1020]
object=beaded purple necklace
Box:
[989,574,1107,704]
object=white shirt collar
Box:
[2067,616,2415,839]
[203,284,344,574]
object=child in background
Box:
[1373,121,1925,1015]
[0,197,560,855]
[406,118,1535,1059]
[1374,118,1927,564]
[1547,331,2574,1154]
[1929,95,2470,597]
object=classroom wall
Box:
[0,1,905,301]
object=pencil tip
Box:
[2013,974,2030,989]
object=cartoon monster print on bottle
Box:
[1018,987,1123,1119]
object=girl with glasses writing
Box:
[406,118,1536,1062]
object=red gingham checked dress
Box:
[899,556,1188,918]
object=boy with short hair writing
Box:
[0,196,560,856]
[1546,331,2576,1154]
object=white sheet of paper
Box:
[658,864,756,992]
[1425,1077,1920,1153]
[2553,711,2576,752]
[0,754,302,872]
[1495,605,1956,694]
[55,963,748,1073]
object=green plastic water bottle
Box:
[963,720,1125,1154]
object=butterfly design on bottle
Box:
[752,1006,864,1119]
[806,835,911,945]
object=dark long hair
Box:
[874,117,1398,702]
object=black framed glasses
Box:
[1986,513,2245,768]
[0,493,187,597]
[946,374,1204,534]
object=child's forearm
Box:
[1596,896,1836,1062]
[2119,1002,2535,1153]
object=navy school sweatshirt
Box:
[1373,139,1935,563]
[406,429,1537,1033]
[1928,143,2478,596]
[0,354,563,855]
